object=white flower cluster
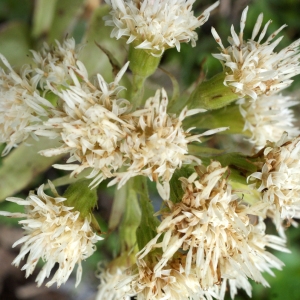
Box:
[30,38,86,88]
[249,133,300,231]
[111,88,214,198]
[104,0,219,56]
[117,255,219,300]
[0,182,102,288]
[0,37,215,193]
[238,94,300,149]
[35,61,132,186]
[0,54,53,155]
[211,6,300,150]
[116,162,288,299]
[0,38,85,156]
[212,6,300,100]
[96,266,132,300]
[1,3,300,298]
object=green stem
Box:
[134,176,160,251]
[108,184,127,231]
[128,43,161,109]
[131,74,146,109]
[187,72,240,110]
[118,178,141,253]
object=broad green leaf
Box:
[0,137,63,201]
[63,179,98,218]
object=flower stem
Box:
[128,43,161,109]
[131,73,146,109]
[134,176,160,250]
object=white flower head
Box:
[0,182,102,288]
[138,161,288,292]
[249,133,300,229]
[104,0,219,56]
[212,6,300,100]
[36,62,131,187]
[30,37,87,88]
[121,255,219,300]
[112,88,218,199]
[0,54,53,155]
[96,266,133,300]
[238,94,300,149]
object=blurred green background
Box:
[0,0,300,299]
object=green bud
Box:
[187,72,240,110]
[183,104,248,135]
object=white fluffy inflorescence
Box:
[104,0,219,56]
[30,38,87,88]
[249,133,300,230]
[0,182,102,287]
[35,62,132,187]
[96,266,133,300]
[138,161,288,298]
[111,88,209,198]
[211,6,300,100]
[113,88,227,199]
[0,54,54,156]
[119,255,220,300]
[238,94,300,149]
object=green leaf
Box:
[48,0,85,42]
[0,22,31,68]
[32,0,58,38]
[79,5,127,79]
[95,41,122,77]
[160,67,180,112]
[216,152,257,174]
[63,179,98,218]
[169,166,194,204]
[0,137,63,202]
[188,144,225,157]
